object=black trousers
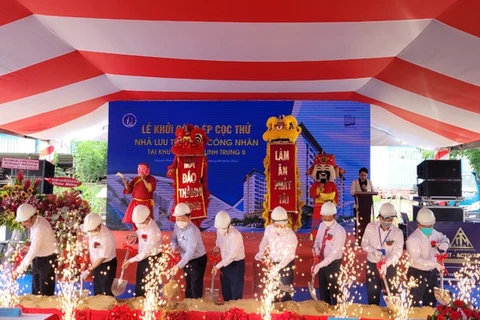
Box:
[274,260,295,302]
[184,254,207,299]
[407,267,439,307]
[135,253,162,297]
[93,258,117,296]
[318,258,342,305]
[366,261,398,305]
[32,254,57,296]
[220,259,245,301]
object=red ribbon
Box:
[167,253,181,268]
[436,253,449,275]
[208,252,222,265]
[122,243,135,256]
[376,259,387,279]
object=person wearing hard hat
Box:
[361,202,404,305]
[312,202,346,305]
[255,206,298,302]
[407,207,450,307]
[14,203,57,296]
[81,213,117,296]
[170,202,207,299]
[212,210,245,301]
[122,204,162,297]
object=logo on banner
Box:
[450,228,475,250]
[122,113,137,128]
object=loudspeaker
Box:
[417,160,461,180]
[24,160,55,194]
[413,205,464,222]
[418,180,462,197]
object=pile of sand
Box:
[19,295,434,319]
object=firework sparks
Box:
[0,241,22,308]
[142,239,180,320]
[55,210,83,320]
[335,236,362,318]
[452,258,480,306]
[258,251,281,320]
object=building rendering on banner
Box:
[242,169,266,214]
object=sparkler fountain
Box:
[452,258,480,306]
[55,210,84,320]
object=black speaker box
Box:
[413,205,464,222]
[417,160,461,180]
[418,180,462,197]
[24,160,55,194]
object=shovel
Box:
[434,271,451,305]
[381,274,398,313]
[308,272,318,301]
[76,277,89,298]
[308,250,318,301]
[205,274,222,305]
[111,246,131,296]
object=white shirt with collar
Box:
[258,225,298,270]
[407,228,450,271]
[361,221,404,266]
[88,224,116,264]
[17,216,57,274]
[350,179,375,196]
[313,220,346,267]
[215,226,245,269]
[128,219,162,263]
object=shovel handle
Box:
[119,247,131,280]
[210,273,215,291]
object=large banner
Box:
[107,101,370,231]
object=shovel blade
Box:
[111,278,128,297]
[434,287,451,305]
[308,281,318,301]
[384,296,399,313]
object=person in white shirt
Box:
[407,207,449,307]
[212,211,245,301]
[170,203,207,299]
[350,167,375,196]
[122,205,162,297]
[14,203,57,296]
[80,213,117,296]
[313,202,346,305]
[255,206,298,302]
[361,203,404,305]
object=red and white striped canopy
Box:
[1,0,480,148]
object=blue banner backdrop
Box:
[107,101,370,231]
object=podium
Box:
[354,191,378,241]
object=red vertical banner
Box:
[174,155,207,220]
[267,143,298,212]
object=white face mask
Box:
[135,223,148,230]
[176,221,188,229]
[89,230,100,237]
[274,226,286,235]
[218,228,229,236]
[323,220,335,228]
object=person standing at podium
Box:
[350,167,375,198]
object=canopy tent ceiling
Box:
[1,0,480,149]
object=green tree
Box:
[451,149,480,175]
[72,141,107,183]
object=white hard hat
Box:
[321,202,337,216]
[416,207,436,225]
[132,205,150,224]
[84,213,103,231]
[214,211,231,229]
[271,206,288,222]
[379,203,397,219]
[16,203,36,222]
[173,203,191,217]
